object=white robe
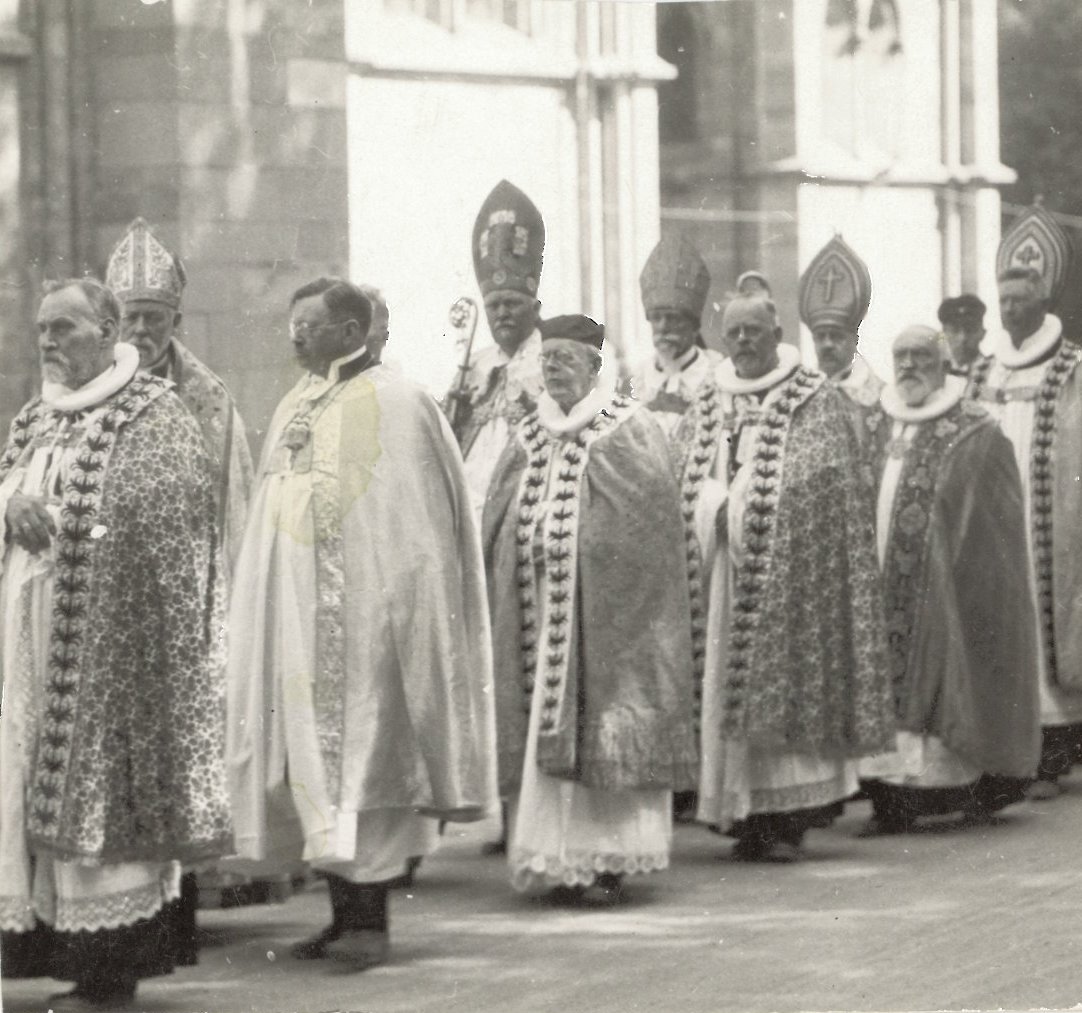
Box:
[227,352,497,884]
[980,316,1082,727]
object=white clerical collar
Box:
[717,343,801,395]
[654,345,699,377]
[880,373,966,423]
[992,313,1062,370]
[42,342,140,412]
[537,386,614,436]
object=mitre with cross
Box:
[996,203,1073,310]
[799,234,872,335]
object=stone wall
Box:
[1,0,350,450]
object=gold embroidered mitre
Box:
[472,180,545,298]
[105,217,186,309]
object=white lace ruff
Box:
[509,847,670,892]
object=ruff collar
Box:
[880,374,966,423]
[992,314,1062,370]
[717,343,801,395]
[537,386,615,436]
[42,342,140,412]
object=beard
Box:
[897,373,936,407]
[41,357,72,386]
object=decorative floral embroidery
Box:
[674,382,723,729]
[721,368,819,733]
[879,401,987,710]
[0,400,45,480]
[25,376,170,846]
[512,399,635,728]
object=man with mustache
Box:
[0,279,229,1010]
[105,217,256,953]
[105,219,252,572]
[227,277,496,971]
[630,234,721,433]
[696,293,894,862]
[800,235,883,434]
[628,234,723,821]
[444,180,546,855]
[858,326,1038,834]
[966,204,1082,801]
[446,180,546,521]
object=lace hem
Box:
[52,866,181,934]
[0,895,38,933]
[508,847,669,893]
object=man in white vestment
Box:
[444,180,546,853]
[966,204,1082,801]
[446,180,546,520]
[227,278,497,970]
[0,279,230,1011]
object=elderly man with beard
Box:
[106,218,252,572]
[967,205,1082,800]
[629,235,723,821]
[858,326,1039,834]
[484,314,697,904]
[696,294,894,863]
[447,181,546,520]
[0,279,229,1011]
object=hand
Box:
[5,493,56,553]
[446,386,475,405]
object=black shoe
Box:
[290,924,341,960]
[50,978,137,1011]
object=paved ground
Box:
[7,777,1082,1013]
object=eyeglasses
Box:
[289,318,357,340]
